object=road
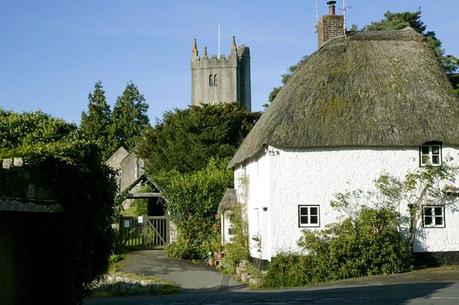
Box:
[86,280,459,304]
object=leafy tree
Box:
[363,10,458,73]
[0,109,77,149]
[137,103,260,174]
[111,81,150,152]
[0,110,116,305]
[80,81,112,159]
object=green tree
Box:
[137,103,260,174]
[0,109,116,305]
[363,10,458,73]
[80,81,113,159]
[0,109,77,149]
[111,81,150,152]
[155,158,233,259]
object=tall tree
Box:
[80,81,112,158]
[137,103,260,174]
[111,81,150,152]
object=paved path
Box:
[86,280,459,305]
[85,251,459,304]
[119,250,242,292]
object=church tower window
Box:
[214,74,218,86]
[209,74,214,86]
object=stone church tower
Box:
[191,36,251,111]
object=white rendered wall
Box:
[234,149,272,260]
[236,145,459,260]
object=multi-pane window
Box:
[420,144,441,166]
[298,205,320,227]
[423,206,445,228]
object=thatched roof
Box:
[229,27,459,168]
[217,188,237,214]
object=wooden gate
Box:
[120,216,169,249]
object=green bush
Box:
[218,204,249,274]
[262,208,413,288]
[155,158,232,259]
[0,110,117,305]
[262,253,312,287]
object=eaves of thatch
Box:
[229,27,459,168]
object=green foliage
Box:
[0,110,117,305]
[111,81,150,152]
[262,253,312,288]
[0,109,77,150]
[263,208,412,288]
[449,74,459,96]
[218,204,249,274]
[80,81,113,160]
[155,158,233,259]
[138,103,260,174]
[133,185,152,216]
[363,10,458,73]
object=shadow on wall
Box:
[85,281,456,305]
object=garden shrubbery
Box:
[263,207,413,288]
[155,158,232,259]
[218,203,249,274]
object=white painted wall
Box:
[234,145,459,260]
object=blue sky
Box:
[1,0,458,124]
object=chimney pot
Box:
[327,0,336,16]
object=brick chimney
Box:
[317,1,344,48]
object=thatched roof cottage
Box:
[228,3,459,262]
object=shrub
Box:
[155,158,232,259]
[262,253,312,288]
[0,110,117,305]
[262,207,413,288]
[218,204,249,274]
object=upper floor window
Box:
[422,205,445,228]
[298,205,320,227]
[214,74,218,86]
[420,143,441,166]
[209,74,214,86]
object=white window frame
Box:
[420,143,442,166]
[298,205,320,228]
[422,205,445,228]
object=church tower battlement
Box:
[191,36,251,111]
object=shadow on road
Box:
[86,281,457,305]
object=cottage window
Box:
[422,206,445,228]
[298,205,320,227]
[420,143,441,166]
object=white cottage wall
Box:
[234,150,273,260]
[238,145,459,260]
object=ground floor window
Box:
[422,205,445,228]
[298,205,320,227]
